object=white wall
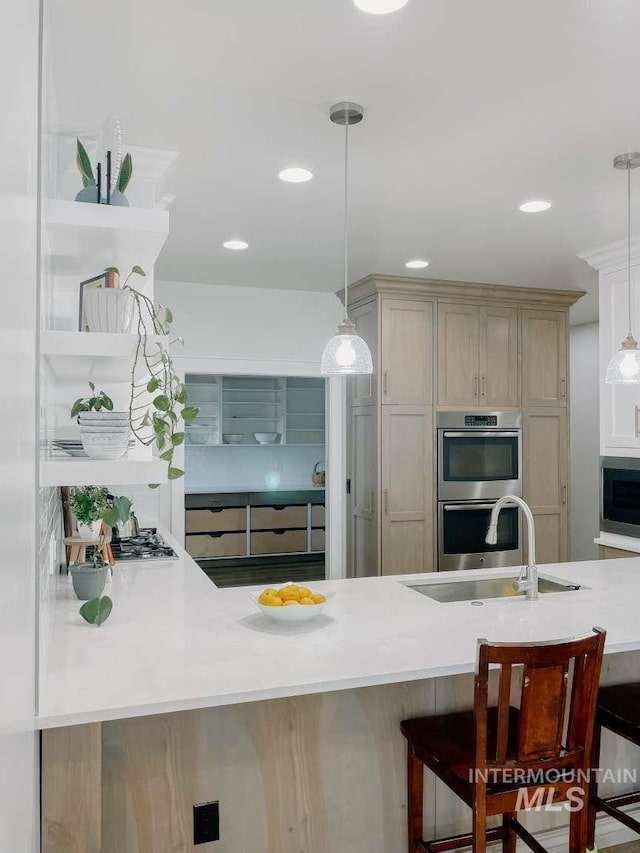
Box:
[570,322,600,561]
[156,280,343,365]
[0,0,40,848]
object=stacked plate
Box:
[77,412,132,460]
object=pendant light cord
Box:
[628,163,633,338]
[343,119,350,321]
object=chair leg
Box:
[587,723,601,851]
[407,746,424,853]
[472,791,487,853]
[569,789,589,853]
[502,812,516,853]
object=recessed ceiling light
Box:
[518,200,552,213]
[354,0,409,12]
[223,240,249,250]
[405,259,429,269]
[278,167,314,183]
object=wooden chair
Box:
[587,682,640,850]
[401,627,606,853]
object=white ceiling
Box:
[46,0,640,324]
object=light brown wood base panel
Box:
[42,651,640,853]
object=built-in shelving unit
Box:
[184,374,326,447]
[41,330,168,381]
[40,457,166,488]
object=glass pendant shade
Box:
[605,334,640,383]
[320,320,373,375]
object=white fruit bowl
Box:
[253,432,281,445]
[223,433,244,444]
[249,584,333,624]
[80,432,130,460]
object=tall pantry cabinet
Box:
[345,276,581,577]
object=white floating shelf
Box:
[45,199,169,275]
[41,330,168,381]
[40,457,167,487]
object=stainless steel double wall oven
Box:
[437,412,523,571]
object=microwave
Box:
[601,456,640,536]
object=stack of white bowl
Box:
[78,412,132,460]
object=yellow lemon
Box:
[297,586,312,598]
[265,596,284,607]
[263,588,279,596]
[283,599,299,606]
[310,593,326,604]
[258,592,275,605]
[299,597,315,606]
[279,587,300,601]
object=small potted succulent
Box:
[71,383,131,460]
[75,138,133,206]
[70,494,131,600]
[69,485,108,539]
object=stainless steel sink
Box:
[407,575,583,603]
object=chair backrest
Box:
[474,627,606,777]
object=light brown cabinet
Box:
[350,406,379,577]
[521,309,567,407]
[437,303,518,407]
[346,275,579,577]
[523,408,568,563]
[381,406,433,575]
[380,298,433,405]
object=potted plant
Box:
[75,138,133,206]
[103,265,199,484]
[71,383,131,460]
[70,494,131,600]
[69,485,108,539]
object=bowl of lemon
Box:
[251,583,330,624]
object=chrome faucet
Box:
[485,496,538,601]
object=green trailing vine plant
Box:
[103,265,199,486]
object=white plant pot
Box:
[83,288,134,334]
[77,520,102,539]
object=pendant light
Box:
[320,102,373,375]
[605,152,640,384]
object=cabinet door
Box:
[381,406,433,575]
[523,408,568,563]
[521,309,568,407]
[437,303,480,406]
[350,406,378,577]
[380,299,433,405]
[479,306,519,407]
[350,300,378,406]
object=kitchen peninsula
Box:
[40,539,640,853]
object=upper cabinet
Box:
[521,309,567,407]
[437,303,518,407]
[380,299,433,405]
[350,300,378,406]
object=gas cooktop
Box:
[111,528,177,562]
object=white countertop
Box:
[595,531,640,554]
[37,540,640,730]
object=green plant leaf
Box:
[165,307,173,324]
[148,483,161,489]
[181,406,199,421]
[102,508,119,528]
[156,433,166,450]
[147,377,160,393]
[104,266,120,275]
[153,395,170,412]
[76,138,94,185]
[171,432,185,446]
[117,152,132,193]
[175,387,188,404]
[166,410,178,424]
[89,381,95,391]
[112,496,132,523]
[80,596,113,627]
[153,416,169,433]
[168,467,185,480]
[131,265,146,277]
[160,449,174,462]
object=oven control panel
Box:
[464,415,498,427]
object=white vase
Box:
[77,520,101,539]
[83,288,134,333]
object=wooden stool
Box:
[63,534,112,567]
[587,682,640,849]
[401,628,606,853]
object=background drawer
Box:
[250,529,307,555]
[311,529,325,552]
[186,507,246,533]
[311,505,325,526]
[251,505,307,530]
[186,532,246,558]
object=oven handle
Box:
[442,431,520,438]
[443,503,501,511]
